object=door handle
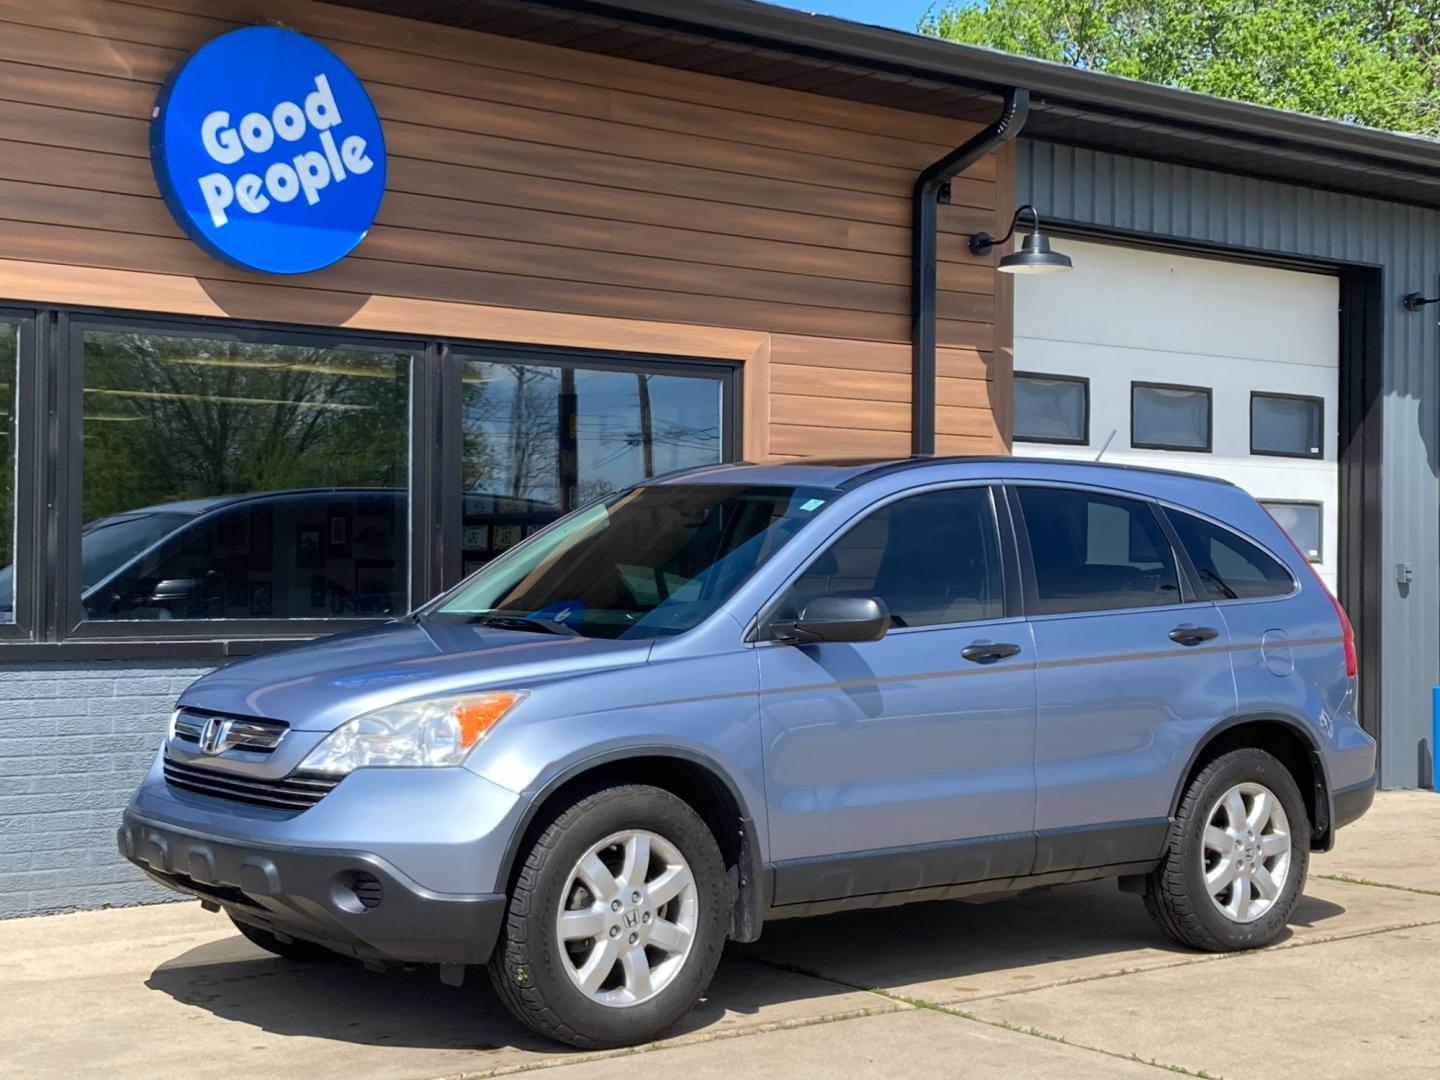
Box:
[961,642,1022,663]
[1169,625,1219,646]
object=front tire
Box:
[1143,747,1309,951]
[488,783,728,1049]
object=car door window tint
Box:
[787,487,1002,629]
[1019,487,1180,614]
[1168,510,1294,601]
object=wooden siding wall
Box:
[0,0,1010,457]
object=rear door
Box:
[1012,484,1238,876]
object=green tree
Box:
[922,0,1440,136]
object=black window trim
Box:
[2,303,741,660]
[1013,370,1091,446]
[1005,480,1203,620]
[1256,498,1325,563]
[1250,390,1326,460]
[748,480,1021,644]
[1130,381,1214,453]
[1156,502,1299,604]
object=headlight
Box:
[298,691,526,776]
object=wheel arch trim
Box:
[1167,712,1333,847]
[493,745,767,942]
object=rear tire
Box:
[229,914,335,961]
[488,783,728,1049]
[1143,747,1309,951]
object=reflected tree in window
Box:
[80,331,410,621]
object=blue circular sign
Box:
[151,27,386,275]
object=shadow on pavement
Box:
[145,880,1346,1050]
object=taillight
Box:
[1261,504,1356,677]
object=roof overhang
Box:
[334,0,1440,208]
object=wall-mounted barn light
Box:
[1402,292,1440,312]
[969,205,1073,274]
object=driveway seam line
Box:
[732,954,1219,1078]
[930,916,1440,1006]
[1314,872,1440,898]
[428,1000,907,1080]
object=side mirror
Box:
[784,595,889,644]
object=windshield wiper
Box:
[473,612,580,637]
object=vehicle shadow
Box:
[144,881,1346,1052]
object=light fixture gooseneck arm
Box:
[969,205,1040,257]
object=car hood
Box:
[178,617,653,731]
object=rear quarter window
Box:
[1166,509,1294,601]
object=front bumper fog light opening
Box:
[331,869,384,914]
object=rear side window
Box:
[1167,510,1294,601]
[1017,487,1181,615]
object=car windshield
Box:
[429,483,835,640]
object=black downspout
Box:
[911,87,1029,454]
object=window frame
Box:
[1129,381,1214,453]
[1,303,739,659]
[1250,391,1325,460]
[1013,371,1090,446]
[750,481,1023,642]
[1006,481,1203,619]
[0,306,40,644]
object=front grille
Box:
[172,710,288,754]
[163,756,339,813]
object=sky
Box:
[763,0,938,33]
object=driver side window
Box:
[783,486,1004,629]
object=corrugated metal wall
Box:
[1020,140,1440,788]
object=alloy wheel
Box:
[1201,781,1292,924]
[555,829,699,1007]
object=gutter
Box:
[911,87,1028,455]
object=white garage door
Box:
[1012,239,1339,589]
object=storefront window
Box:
[79,328,410,621]
[0,322,16,622]
[459,360,724,575]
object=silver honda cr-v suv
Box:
[120,457,1376,1048]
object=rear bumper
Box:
[1332,773,1377,832]
[119,809,505,965]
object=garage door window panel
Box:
[1131,383,1212,452]
[1017,486,1182,615]
[1251,393,1324,459]
[1260,501,1323,563]
[1014,373,1089,445]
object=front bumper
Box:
[119,809,506,965]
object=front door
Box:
[757,484,1038,907]
[1012,484,1238,875]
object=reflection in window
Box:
[1019,486,1180,614]
[1169,510,1295,600]
[459,360,723,575]
[785,487,1002,628]
[1261,501,1323,563]
[0,322,15,621]
[1252,394,1323,458]
[1014,373,1087,444]
[1132,383,1211,451]
[80,330,410,621]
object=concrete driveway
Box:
[4,792,1439,1080]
